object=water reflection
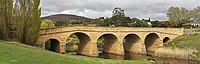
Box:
[124,52,146,61]
[99,53,124,60]
[154,57,200,64]
[98,52,200,64]
[66,51,200,64]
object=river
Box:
[99,52,200,64]
[67,51,200,64]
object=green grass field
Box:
[0,40,150,64]
[167,34,200,59]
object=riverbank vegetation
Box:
[154,47,197,59]
[0,40,150,64]
[166,34,200,60]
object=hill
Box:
[0,41,150,64]
[42,14,94,22]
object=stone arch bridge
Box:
[36,26,183,57]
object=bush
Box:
[55,20,69,26]
[41,20,55,29]
[130,21,150,27]
[155,48,197,59]
[97,18,113,26]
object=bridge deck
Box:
[40,26,184,36]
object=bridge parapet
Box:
[40,26,184,36]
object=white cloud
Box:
[41,0,200,20]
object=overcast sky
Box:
[41,0,200,20]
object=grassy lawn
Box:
[167,34,200,59]
[0,41,150,64]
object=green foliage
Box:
[66,45,74,52]
[97,37,104,47]
[96,11,151,27]
[13,0,42,45]
[191,7,200,23]
[0,0,13,40]
[97,18,113,26]
[45,40,51,50]
[41,20,55,29]
[131,21,150,27]
[70,20,84,24]
[97,17,151,27]
[55,20,69,26]
[0,41,150,64]
[66,34,79,52]
[151,20,161,27]
[151,20,175,27]
[166,6,200,27]
[167,34,200,58]
[111,15,131,27]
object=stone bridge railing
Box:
[40,26,183,36]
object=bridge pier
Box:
[124,41,146,54]
[60,43,66,54]
[78,43,98,57]
[103,41,124,55]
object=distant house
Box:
[191,22,200,26]
[147,22,152,26]
[183,21,200,28]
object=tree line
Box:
[0,0,41,45]
[52,6,200,28]
[50,7,151,27]
[167,6,200,27]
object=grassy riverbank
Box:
[0,40,150,64]
[167,34,200,59]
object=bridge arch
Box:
[97,33,123,55]
[123,34,142,53]
[65,32,93,56]
[45,38,60,53]
[144,33,161,52]
[163,37,171,44]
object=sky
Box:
[41,0,200,20]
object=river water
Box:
[67,51,200,64]
[99,52,200,64]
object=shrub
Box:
[154,47,197,59]
[55,20,69,26]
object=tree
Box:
[191,6,200,23]
[112,7,125,16]
[13,0,41,45]
[55,20,69,26]
[131,20,150,27]
[160,20,174,27]
[151,20,161,27]
[41,20,55,29]
[98,18,113,26]
[167,7,191,27]
[0,0,13,40]
[110,7,132,27]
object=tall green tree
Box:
[167,7,191,27]
[14,0,41,45]
[0,0,13,40]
